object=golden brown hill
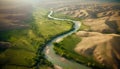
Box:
[54,3,120,34]
[83,16,120,33]
[75,31,120,69]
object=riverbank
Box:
[50,10,106,69]
[53,34,106,69]
[32,8,74,69]
[43,10,91,69]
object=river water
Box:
[43,11,91,69]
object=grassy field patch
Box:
[0,8,73,69]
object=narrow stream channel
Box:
[43,11,91,69]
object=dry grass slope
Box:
[75,31,120,69]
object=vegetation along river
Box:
[43,10,91,69]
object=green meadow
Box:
[0,8,72,69]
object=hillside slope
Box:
[75,31,120,69]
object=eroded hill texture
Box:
[55,3,120,33]
[75,31,120,69]
[54,3,120,69]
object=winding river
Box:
[43,11,91,69]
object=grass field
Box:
[53,11,82,21]
[0,8,73,69]
[56,34,81,54]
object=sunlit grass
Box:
[58,34,81,54]
[0,8,73,69]
[33,8,73,40]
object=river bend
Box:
[43,11,91,69]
